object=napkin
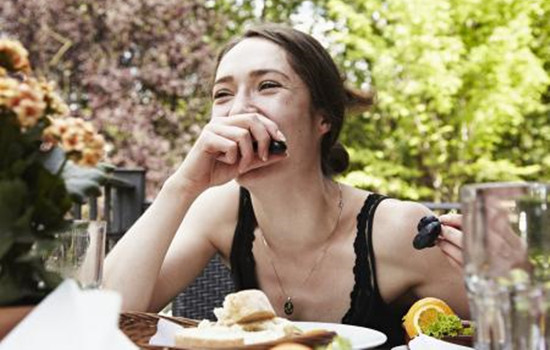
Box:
[0,280,137,350]
[150,318,183,347]
[408,334,474,350]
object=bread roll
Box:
[219,289,276,324]
[174,289,296,348]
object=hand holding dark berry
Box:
[413,215,442,250]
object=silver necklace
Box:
[259,183,344,316]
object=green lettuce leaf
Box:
[423,313,473,339]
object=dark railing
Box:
[420,202,461,212]
[71,168,147,249]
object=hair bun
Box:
[344,85,375,114]
[327,142,349,175]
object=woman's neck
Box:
[248,175,343,254]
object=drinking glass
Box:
[45,220,106,289]
[461,182,550,350]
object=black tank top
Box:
[229,188,406,347]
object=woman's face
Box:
[211,38,328,177]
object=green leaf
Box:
[39,146,66,175]
[0,179,28,232]
[61,161,107,203]
[30,166,72,229]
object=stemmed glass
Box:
[45,220,107,289]
[461,182,550,350]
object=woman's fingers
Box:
[436,216,464,269]
[439,213,462,229]
[206,124,257,171]
[439,224,462,248]
[212,116,269,162]
[226,113,285,142]
[437,238,464,268]
[200,130,239,165]
[209,113,287,169]
[213,114,285,154]
[437,241,463,269]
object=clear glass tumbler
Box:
[45,220,106,289]
[461,182,550,350]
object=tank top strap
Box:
[229,187,260,290]
[342,193,388,324]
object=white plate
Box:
[294,321,387,349]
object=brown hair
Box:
[215,24,374,176]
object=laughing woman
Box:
[104,24,468,347]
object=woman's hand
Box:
[437,213,464,269]
[172,113,287,193]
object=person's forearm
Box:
[103,177,201,311]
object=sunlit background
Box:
[2,0,549,202]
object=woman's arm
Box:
[103,114,286,311]
[103,177,203,311]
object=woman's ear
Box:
[315,110,331,136]
[318,118,331,135]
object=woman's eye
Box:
[213,90,231,99]
[259,81,281,90]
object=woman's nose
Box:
[228,92,257,116]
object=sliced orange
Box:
[402,297,455,338]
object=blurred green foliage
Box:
[326,0,550,201]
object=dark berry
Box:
[417,215,439,231]
[413,216,442,250]
[252,140,287,155]
[268,140,287,155]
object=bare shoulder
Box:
[189,181,241,220]
[163,181,241,273]
[375,198,430,237]
[182,181,241,241]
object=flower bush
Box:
[0,38,106,306]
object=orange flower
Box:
[0,39,31,74]
[80,148,102,166]
[1,39,104,167]
[7,82,46,129]
[44,117,105,166]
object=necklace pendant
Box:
[284,297,294,315]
